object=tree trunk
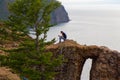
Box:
[35,34,39,53]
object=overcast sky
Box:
[58,0,120,4]
[58,0,120,10]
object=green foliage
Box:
[0,1,63,80]
[0,22,10,41]
[7,0,61,46]
[1,44,63,80]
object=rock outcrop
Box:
[50,5,69,24]
[0,0,10,19]
[47,40,120,80]
[0,0,69,24]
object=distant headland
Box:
[0,0,69,25]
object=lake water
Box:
[30,7,120,80]
[47,9,120,51]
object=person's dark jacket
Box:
[62,32,67,39]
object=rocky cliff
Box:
[50,5,69,24]
[0,0,10,19]
[0,0,69,24]
[47,40,120,80]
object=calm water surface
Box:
[47,9,120,51]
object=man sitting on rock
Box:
[58,31,67,43]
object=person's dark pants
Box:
[59,36,66,43]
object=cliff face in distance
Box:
[51,5,69,24]
[0,0,69,24]
[0,0,9,19]
[47,40,120,80]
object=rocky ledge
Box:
[47,40,120,80]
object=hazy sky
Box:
[58,0,120,4]
[58,0,120,10]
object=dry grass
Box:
[0,67,21,80]
[0,22,21,80]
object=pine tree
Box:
[7,0,60,52]
[0,0,64,80]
